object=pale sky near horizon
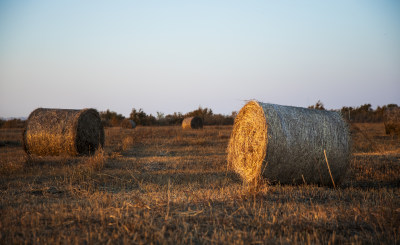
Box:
[1,0,399,118]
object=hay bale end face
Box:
[121,119,136,129]
[227,101,351,186]
[182,117,203,129]
[384,107,400,135]
[23,108,105,156]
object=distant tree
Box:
[341,106,354,122]
[130,108,146,125]
[156,112,165,120]
[185,106,213,119]
[130,108,156,126]
[1,118,25,128]
[340,103,399,123]
[308,100,325,110]
[375,104,399,123]
[100,109,125,127]
[165,112,184,125]
[358,104,372,112]
[183,106,234,125]
[156,112,167,126]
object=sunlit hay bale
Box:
[227,101,351,186]
[121,119,136,129]
[182,117,203,129]
[23,108,105,156]
[384,107,400,135]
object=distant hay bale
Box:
[121,119,136,129]
[384,107,400,135]
[23,108,105,156]
[182,117,203,129]
[227,101,350,186]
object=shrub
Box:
[100,110,125,127]
[1,119,25,128]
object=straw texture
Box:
[227,101,350,186]
[384,107,400,135]
[23,108,105,156]
[182,117,203,129]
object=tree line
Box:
[308,100,398,123]
[1,102,398,128]
[100,107,236,127]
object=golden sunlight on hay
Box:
[182,117,203,129]
[23,108,105,156]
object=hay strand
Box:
[23,108,105,156]
[227,101,350,186]
[182,117,203,129]
[324,149,336,188]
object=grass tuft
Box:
[85,147,106,171]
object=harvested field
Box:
[0,124,399,244]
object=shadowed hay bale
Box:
[227,101,350,186]
[384,107,400,135]
[182,117,203,129]
[23,108,105,156]
[121,119,136,129]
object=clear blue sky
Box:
[1,0,399,118]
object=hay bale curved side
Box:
[121,119,136,129]
[23,108,105,156]
[227,101,350,186]
[384,107,400,135]
[182,117,203,129]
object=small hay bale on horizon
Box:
[227,101,351,186]
[384,107,400,135]
[182,117,203,129]
[121,119,136,129]
[23,108,105,156]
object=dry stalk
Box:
[324,149,336,188]
[165,179,171,221]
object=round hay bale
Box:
[23,108,105,156]
[384,107,400,135]
[182,117,203,129]
[227,101,350,186]
[121,119,136,129]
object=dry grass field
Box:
[0,123,399,244]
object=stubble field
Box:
[0,123,399,244]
